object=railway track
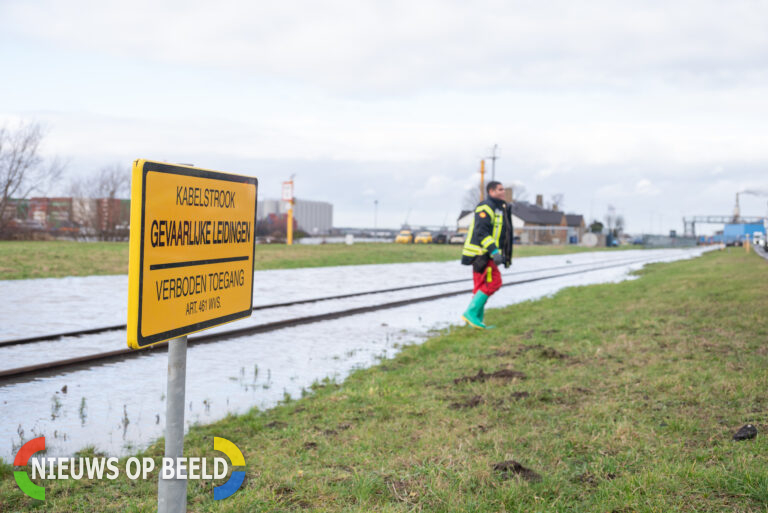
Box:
[0,254,665,381]
[0,255,648,348]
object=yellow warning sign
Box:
[127,160,258,348]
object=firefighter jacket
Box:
[461,197,513,268]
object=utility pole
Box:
[374,199,378,230]
[487,144,499,181]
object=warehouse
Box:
[257,198,333,235]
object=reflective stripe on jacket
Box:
[462,198,506,259]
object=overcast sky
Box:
[2,0,767,234]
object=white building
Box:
[257,198,333,234]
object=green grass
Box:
[0,240,633,280]
[0,241,129,280]
[1,248,765,511]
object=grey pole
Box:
[158,336,188,513]
[488,144,499,181]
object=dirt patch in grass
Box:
[386,476,425,504]
[512,343,571,360]
[453,368,527,384]
[274,485,294,497]
[492,460,542,482]
[540,347,569,359]
[449,395,484,409]
[577,471,617,486]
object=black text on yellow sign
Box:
[127,160,258,349]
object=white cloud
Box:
[3,0,768,94]
[414,174,463,198]
[595,183,629,199]
[635,179,661,196]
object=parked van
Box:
[414,231,433,244]
[395,230,414,243]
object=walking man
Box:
[461,181,513,329]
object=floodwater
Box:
[0,248,714,462]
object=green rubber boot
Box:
[462,292,489,329]
[477,296,496,329]
[479,301,495,329]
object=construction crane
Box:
[733,190,768,222]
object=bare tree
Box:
[510,184,528,202]
[604,204,626,238]
[462,183,482,211]
[95,163,130,199]
[69,163,130,199]
[615,215,625,235]
[0,123,64,237]
[68,163,131,240]
[549,193,564,211]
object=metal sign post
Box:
[126,160,258,509]
[158,336,188,513]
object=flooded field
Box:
[0,248,713,462]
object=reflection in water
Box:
[51,394,62,420]
[121,405,130,440]
[78,397,87,426]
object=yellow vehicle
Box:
[414,231,433,244]
[395,230,414,243]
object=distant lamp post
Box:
[487,144,499,181]
[282,175,295,245]
[374,200,378,230]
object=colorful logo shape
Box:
[14,437,46,500]
[213,437,245,500]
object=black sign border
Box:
[135,161,258,348]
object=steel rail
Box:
[0,255,648,348]
[0,255,662,381]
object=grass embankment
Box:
[0,241,632,280]
[2,248,766,512]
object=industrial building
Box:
[1,197,130,239]
[257,198,333,235]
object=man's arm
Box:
[503,205,513,267]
